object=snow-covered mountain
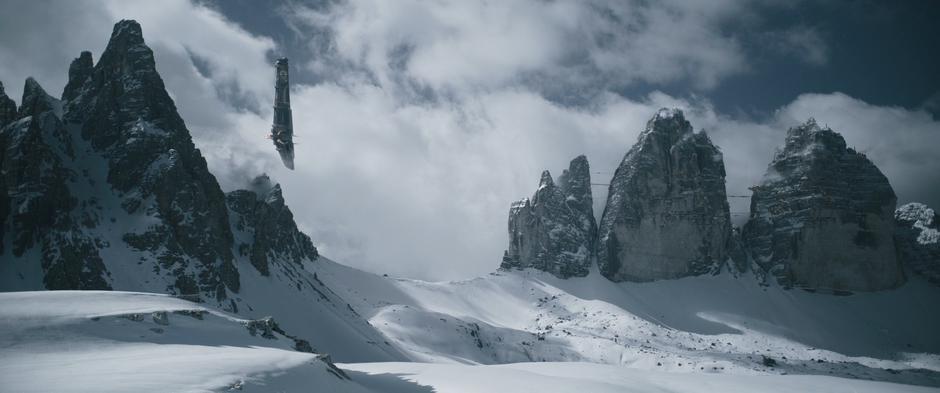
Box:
[0,20,401,362]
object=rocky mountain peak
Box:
[557,154,592,219]
[539,170,554,188]
[501,156,597,278]
[743,120,902,292]
[598,108,731,282]
[2,20,239,302]
[18,78,57,120]
[643,107,693,140]
[62,51,94,102]
[227,175,318,276]
[0,80,16,128]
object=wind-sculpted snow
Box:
[0,291,374,393]
[743,119,903,292]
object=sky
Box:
[1,0,938,281]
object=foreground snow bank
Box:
[0,291,365,393]
[343,361,940,393]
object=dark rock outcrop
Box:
[742,119,903,292]
[895,202,940,285]
[0,20,237,300]
[62,51,94,102]
[500,155,597,278]
[0,80,109,289]
[65,20,239,299]
[597,108,732,282]
[226,174,319,276]
[0,81,17,128]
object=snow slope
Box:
[314,259,940,387]
[2,290,935,392]
[0,291,371,393]
[344,362,940,393]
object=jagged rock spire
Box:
[227,175,318,276]
[597,108,732,282]
[501,155,597,278]
[0,81,16,128]
[743,120,903,292]
[34,19,240,300]
[17,78,56,120]
[62,51,94,102]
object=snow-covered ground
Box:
[315,258,940,388]
[3,289,938,392]
[0,291,369,393]
[344,361,940,393]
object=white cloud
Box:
[288,0,753,94]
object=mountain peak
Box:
[641,107,693,142]
[0,80,16,128]
[63,51,94,102]
[18,77,57,119]
[539,170,554,188]
[111,19,144,44]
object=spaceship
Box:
[270,57,294,169]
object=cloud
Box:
[286,0,754,96]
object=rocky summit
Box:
[501,155,597,278]
[895,202,940,285]
[597,108,732,282]
[0,20,307,303]
[226,174,319,277]
[742,119,903,292]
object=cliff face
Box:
[742,119,903,292]
[895,202,940,285]
[597,109,732,282]
[501,155,597,278]
[226,175,319,277]
[0,20,287,303]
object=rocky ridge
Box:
[500,155,597,278]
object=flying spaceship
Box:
[270,57,294,169]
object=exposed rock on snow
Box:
[896,202,940,285]
[501,155,597,278]
[742,119,903,292]
[597,108,732,282]
[226,174,318,277]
